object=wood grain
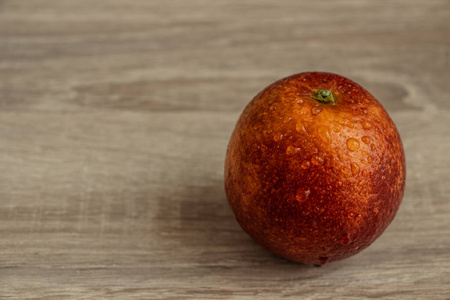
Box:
[0,0,449,299]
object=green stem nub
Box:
[312,89,335,104]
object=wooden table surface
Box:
[1,1,449,299]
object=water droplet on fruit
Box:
[362,121,372,130]
[311,107,322,115]
[283,117,292,124]
[296,122,306,133]
[332,125,341,133]
[319,257,329,265]
[362,136,370,144]
[301,160,310,169]
[295,189,310,203]
[274,134,283,142]
[270,105,277,111]
[295,190,301,201]
[352,163,359,174]
[311,155,324,166]
[351,162,360,174]
[346,138,360,151]
[318,126,330,142]
[339,234,350,245]
[286,145,299,155]
[296,99,304,104]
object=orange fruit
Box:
[225,72,406,265]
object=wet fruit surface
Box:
[224,72,406,265]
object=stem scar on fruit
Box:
[312,89,336,104]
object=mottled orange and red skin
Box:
[224,72,406,265]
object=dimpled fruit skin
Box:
[224,72,406,265]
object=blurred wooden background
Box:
[0,0,449,299]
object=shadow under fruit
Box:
[224,72,406,265]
